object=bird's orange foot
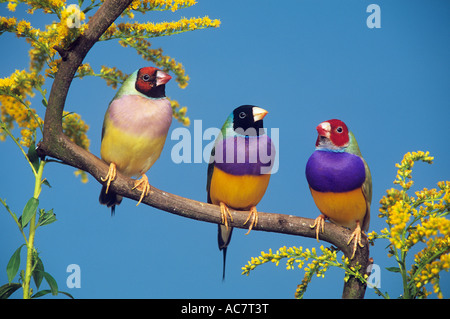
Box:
[132,174,151,206]
[220,202,233,230]
[310,214,327,242]
[101,163,117,194]
[244,206,258,235]
[348,221,365,259]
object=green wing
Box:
[361,156,372,232]
[347,132,372,232]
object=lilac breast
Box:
[305,150,365,192]
[107,95,172,138]
[214,135,276,176]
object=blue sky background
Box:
[1,0,449,299]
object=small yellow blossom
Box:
[74,169,89,183]
[16,20,31,35]
[7,2,17,12]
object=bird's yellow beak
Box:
[252,107,268,122]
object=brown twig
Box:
[36,0,370,299]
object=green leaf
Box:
[386,267,401,273]
[0,198,20,228]
[27,140,40,173]
[30,289,50,299]
[32,254,45,289]
[31,289,74,299]
[42,179,52,188]
[0,283,22,299]
[58,290,75,299]
[6,245,25,283]
[43,272,58,296]
[37,208,57,227]
[21,197,39,228]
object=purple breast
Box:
[305,150,365,192]
[214,135,275,176]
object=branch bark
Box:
[36,0,370,299]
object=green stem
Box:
[22,160,46,299]
[0,122,37,176]
[396,248,410,299]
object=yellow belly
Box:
[209,167,271,210]
[100,120,167,177]
[310,188,367,229]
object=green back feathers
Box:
[345,132,362,157]
[346,131,372,231]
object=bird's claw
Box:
[347,221,365,259]
[310,214,326,242]
[132,174,151,206]
[244,206,258,235]
[101,163,117,194]
[220,202,233,230]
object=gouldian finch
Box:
[305,119,372,259]
[99,67,172,215]
[207,105,276,279]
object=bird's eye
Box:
[239,112,246,119]
[142,74,151,82]
[336,127,343,133]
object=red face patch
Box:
[135,67,158,95]
[327,119,349,147]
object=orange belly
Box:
[310,188,367,230]
[209,167,271,210]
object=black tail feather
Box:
[99,185,123,216]
[218,224,233,280]
[221,247,227,281]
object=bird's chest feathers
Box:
[306,150,366,193]
[107,95,172,138]
[100,95,172,176]
[213,135,276,176]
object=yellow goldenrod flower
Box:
[7,2,17,12]
[62,111,90,151]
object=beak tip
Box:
[316,122,331,137]
[252,106,268,122]
[156,70,172,86]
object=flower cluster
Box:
[241,245,363,299]
[75,63,95,79]
[7,0,66,15]
[169,98,189,126]
[123,0,197,17]
[0,69,44,146]
[393,151,434,190]
[102,16,220,41]
[413,252,450,298]
[62,111,90,151]
[371,151,449,298]
[3,3,88,76]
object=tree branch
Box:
[37,0,370,299]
